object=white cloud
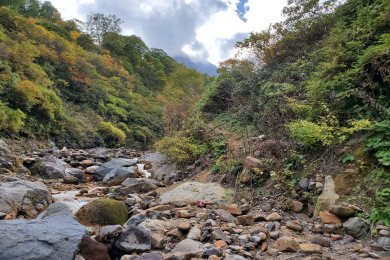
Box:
[49,0,286,66]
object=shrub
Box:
[0,101,26,133]
[99,121,126,147]
[366,120,390,166]
[155,135,208,166]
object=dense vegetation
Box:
[157,0,389,224]
[0,0,206,148]
[0,0,388,224]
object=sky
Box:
[49,0,286,66]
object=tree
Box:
[85,13,122,52]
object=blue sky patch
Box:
[236,0,249,22]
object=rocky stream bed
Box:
[0,139,389,260]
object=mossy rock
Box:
[75,199,128,226]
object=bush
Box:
[155,135,208,166]
[366,120,390,166]
[0,101,26,133]
[288,119,372,146]
[99,121,126,147]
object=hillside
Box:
[0,2,206,149]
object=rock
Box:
[319,211,342,226]
[0,214,85,260]
[65,168,86,182]
[63,175,80,184]
[116,178,161,195]
[151,234,166,249]
[237,215,254,226]
[214,209,238,223]
[289,200,304,213]
[159,182,232,204]
[135,251,165,260]
[98,225,122,240]
[85,166,99,174]
[224,255,246,260]
[176,210,195,218]
[34,156,69,179]
[167,228,182,238]
[140,219,172,234]
[214,240,227,247]
[80,160,94,168]
[299,178,309,191]
[299,243,323,253]
[220,205,242,215]
[95,158,137,181]
[115,224,152,253]
[79,235,110,260]
[0,180,52,218]
[343,217,371,239]
[286,221,304,232]
[273,236,299,252]
[103,166,137,186]
[377,237,390,250]
[177,222,192,232]
[37,201,73,219]
[187,227,202,240]
[171,239,203,258]
[311,237,331,247]
[270,231,280,239]
[75,199,128,226]
[266,212,282,221]
[210,229,232,243]
[317,175,339,211]
[242,156,263,172]
[329,205,355,218]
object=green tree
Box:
[85,13,123,51]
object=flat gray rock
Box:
[159,182,233,204]
[0,215,86,260]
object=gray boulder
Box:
[95,158,137,181]
[0,203,85,260]
[33,156,69,179]
[343,217,370,238]
[114,178,163,195]
[0,180,52,218]
[103,166,137,186]
[115,224,152,253]
[65,168,85,183]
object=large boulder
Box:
[75,199,128,226]
[159,182,233,204]
[0,202,86,260]
[139,153,177,183]
[103,166,137,186]
[343,217,370,238]
[65,168,86,183]
[115,223,152,253]
[94,158,137,181]
[31,156,69,179]
[0,179,52,218]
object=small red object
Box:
[198,201,204,207]
[205,161,209,166]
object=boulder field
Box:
[0,140,389,259]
